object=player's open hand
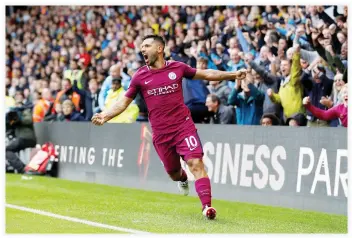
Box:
[235,69,247,80]
[91,113,106,126]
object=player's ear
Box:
[158,44,164,53]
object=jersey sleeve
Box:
[125,72,141,99]
[180,62,197,79]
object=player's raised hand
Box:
[235,69,247,80]
[91,113,106,126]
[303,96,311,105]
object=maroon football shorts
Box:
[153,129,204,173]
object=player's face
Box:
[141,38,161,66]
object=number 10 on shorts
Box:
[184,136,198,151]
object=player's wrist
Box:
[100,112,109,122]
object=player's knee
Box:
[186,159,204,174]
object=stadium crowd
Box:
[5,5,348,127]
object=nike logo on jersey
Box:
[145,80,153,84]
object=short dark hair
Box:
[142,35,165,48]
[207,94,221,105]
[112,78,121,84]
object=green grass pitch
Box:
[5,174,347,234]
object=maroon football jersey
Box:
[125,61,197,135]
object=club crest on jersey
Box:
[168,72,176,80]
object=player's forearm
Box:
[101,102,128,122]
[203,69,240,81]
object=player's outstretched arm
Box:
[193,68,247,81]
[91,96,133,126]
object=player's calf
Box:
[186,158,216,218]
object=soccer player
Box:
[92,35,246,220]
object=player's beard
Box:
[148,53,158,67]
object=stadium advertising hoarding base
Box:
[34,122,348,215]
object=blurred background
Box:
[5,5,348,127]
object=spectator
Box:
[303,84,348,127]
[260,113,281,126]
[301,65,333,127]
[183,57,210,123]
[98,64,131,111]
[14,90,25,105]
[227,48,245,72]
[72,79,100,121]
[5,88,15,112]
[226,48,246,89]
[63,59,86,90]
[254,46,271,71]
[54,78,81,112]
[61,100,86,122]
[44,102,65,122]
[228,73,265,125]
[32,88,53,123]
[286,113,308,127]
[49,77,61,99]
[205,94,235,124]
[105,78,139,123]
[210,42,230,71]
[207,81,231,106]
[247,57,281,117]
[320,74,346,110]
[267,45,304,120]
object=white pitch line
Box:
[6,203,151,234]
